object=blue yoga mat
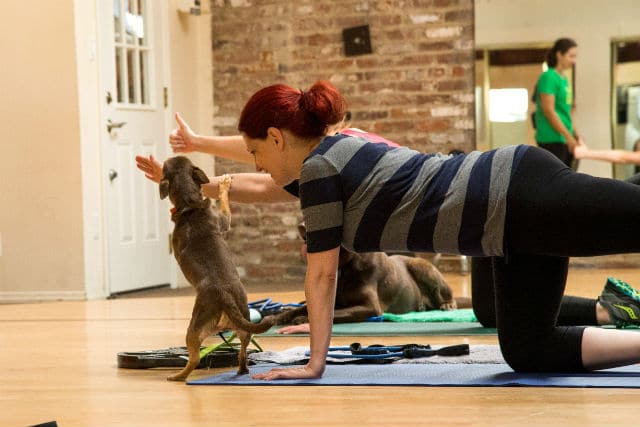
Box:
[188,363,640,388]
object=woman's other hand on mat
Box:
[169,113,198,153]
[252,363,324,380]
[135,154,163,183]
[276,323,310,334]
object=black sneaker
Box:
[598,277,640,328]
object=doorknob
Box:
[107,119,127,132]
[108,169,118,182]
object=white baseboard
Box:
[0,290,87,304]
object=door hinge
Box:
[168,233,173,254]
[163,87,168,108]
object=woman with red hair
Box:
[234,81,640,381]
[138,80,640,381]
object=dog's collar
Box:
[170,198,211,221]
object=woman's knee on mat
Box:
[499,326,587,373]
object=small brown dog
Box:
[159,156,274,381]
[275,225,470,326]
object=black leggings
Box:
[472,172,640,329]
[471,257,597,328]
[485,146,640,372]
[537,142,574,168]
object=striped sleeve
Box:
[299,155,343,253]
[282,180,299,197]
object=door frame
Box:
[74,0,176,299]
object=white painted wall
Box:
[475,0,640,178]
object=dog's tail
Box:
[222,296,276,334]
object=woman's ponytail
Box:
[239,80,346,139]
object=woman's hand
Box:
[254,247,340,381]
[252,363,324,380]
[276,323,310,334]
[169,113,198,153]
[573,144,587,159]
[135,154,163,183]
[566,135,579,153]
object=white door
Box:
[98,0,171,294]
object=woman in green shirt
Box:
[535,38,582,167]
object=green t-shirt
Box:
[535,68,573,143]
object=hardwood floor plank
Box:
[2,269,640,426]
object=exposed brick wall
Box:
[210,0,475,288]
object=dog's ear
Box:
[192,167,210,185]
[159,179,170,199]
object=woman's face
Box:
[243,130,294,186]
[557,47,577,71]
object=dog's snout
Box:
[159,179,170,199]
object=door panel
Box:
[99,0,171,294]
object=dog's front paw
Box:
[167,373,188,382]
[440,301,457,310]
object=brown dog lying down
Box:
[159,156,274,381]
[275,225,471,329]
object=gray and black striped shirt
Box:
[296,134,530,256]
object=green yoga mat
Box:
[259,321,495,337]
[259,309,491,336]
[382,308,478,323]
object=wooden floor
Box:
[3,268,640,427]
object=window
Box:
[488,88,529,122]
[113,0,151,106]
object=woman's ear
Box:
[267,127,286,151]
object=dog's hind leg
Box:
[166,327,203,382]
[235,330,251,375]
[167,296,218,382]
[404,257,456,310]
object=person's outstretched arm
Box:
[201,173,298,203]
[169,113,254,164]
[574,146,640,165]
[135,155,297,203]
[252,246,340,380]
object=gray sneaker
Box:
[598,277,640,328]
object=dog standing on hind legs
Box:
[159,156,274,381]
